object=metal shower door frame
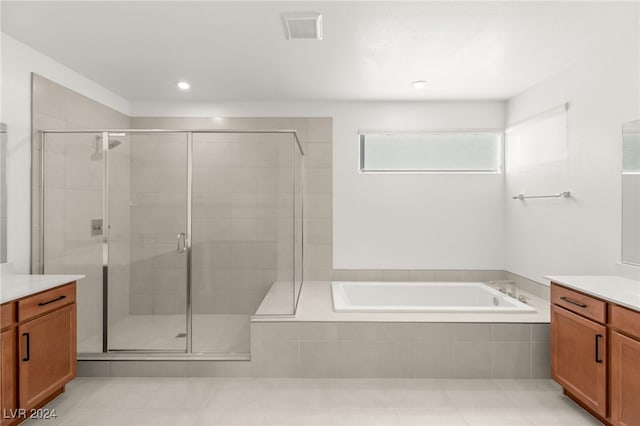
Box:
[40,128,304,356]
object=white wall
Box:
[1,33,130,273]
[132,100,506,270]
[6,27,634,278]
[505,41,640,284]
[332,102,505,269]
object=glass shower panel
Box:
[107,132,188,351]
[191,132,294,354]
[42,132,104,353]
[293,137,303,311]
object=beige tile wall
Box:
[191,132,287,316]
[78,321,550,379]
[32,74,131,352]
[127,133,188,315]
[130,117,333,316]
[34,98,332,352]
[124,129,297,317]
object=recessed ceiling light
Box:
[411,80,427,90]
[177,81,190,90]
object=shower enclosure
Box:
[39,129,303,357]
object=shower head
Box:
[94,135,123,149]
[91,136,123,160]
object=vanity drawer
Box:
[18,282,76,322]
[1,302,16,329]
[551,283,606,324]
[610,304,640,341]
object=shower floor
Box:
[79,314,250,354]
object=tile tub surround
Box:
[77,282,550,379]
[21,377,601,426]
[333,269,552,301]
[330,282,537,313]
[272,281,550,323]
[251,276,549,380]
[250,321,551,379]
[248,282,549,379]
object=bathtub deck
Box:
[253,281,550,323]
[249,282,551,379]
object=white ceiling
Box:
[2,1,638,102]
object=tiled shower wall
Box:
[127,133,188,315]
[190,132,295,315]
[31,74,131,351]
[130,117,333,315]
[124,131,294,316]
[32,75,333,350]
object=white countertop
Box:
[0,274,84,304]
[545,275,640,312]
[253,281,550,323]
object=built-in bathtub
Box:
[331,281,537,313]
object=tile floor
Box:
[22,378,601,426]
[79,315,250,354]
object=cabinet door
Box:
[611,330,640,426]
[1,329,17,426]
[18,304,76,409]
[551,305,607,417]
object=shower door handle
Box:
[177,232,187,254]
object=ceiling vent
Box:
[281,12,323,40]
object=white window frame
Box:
[358,130,504,174]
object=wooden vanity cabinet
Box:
[551,282,640,426]
[551,297,608,418]
[18,302,76,409]
[1,303,17,426]
[609,305,640,426]
[0,282,76,426]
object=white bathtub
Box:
[331,281,537,313]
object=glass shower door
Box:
[107,132,189,352]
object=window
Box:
[505,104,568,171]
[358,131,502,173]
